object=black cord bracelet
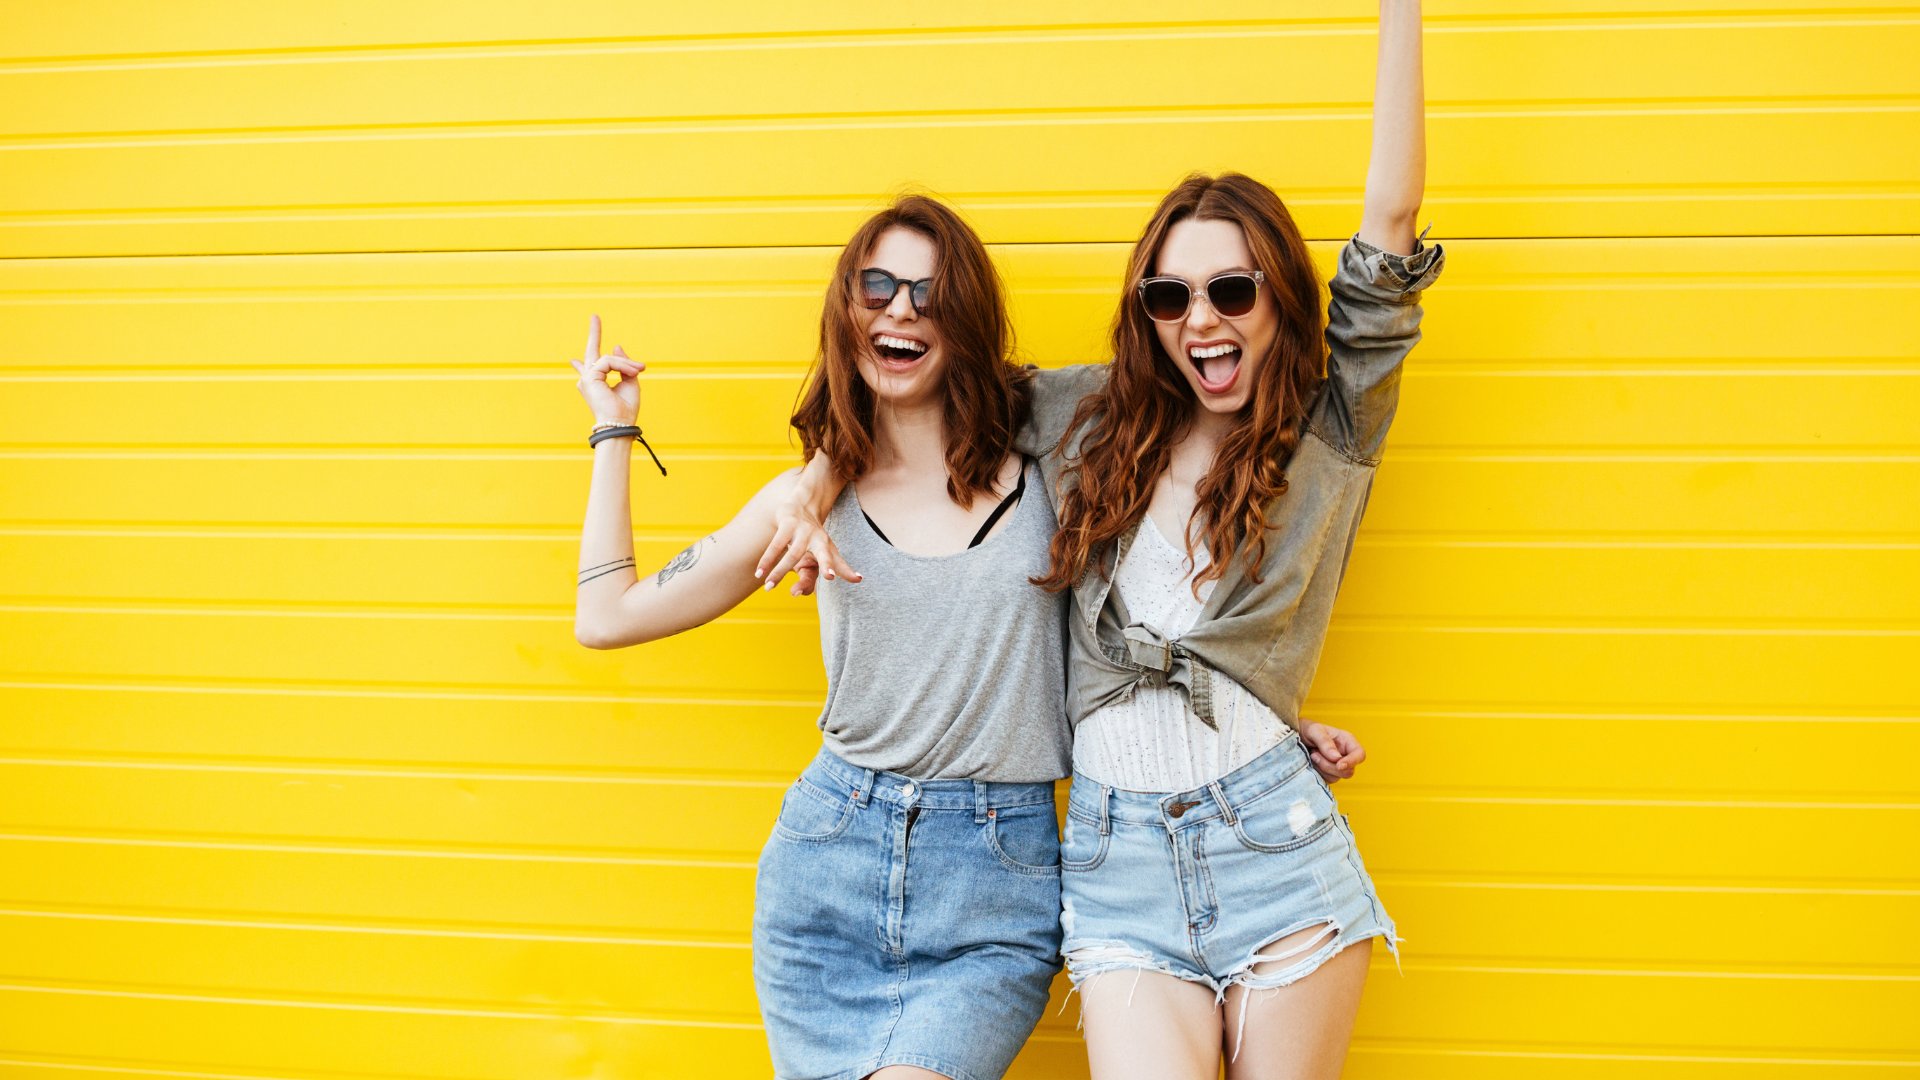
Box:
[588,425,668,475]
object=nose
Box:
[1184,289,1219,334]
[885,282,918,322]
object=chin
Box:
[860,356,941,407]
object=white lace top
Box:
[1071,515,1295,793]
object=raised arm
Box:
[1357,0,1425,255]
[570,314,814,649]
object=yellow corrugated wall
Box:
[1,3,1915,1077]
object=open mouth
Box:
[872,333,930,367]
[1187,340,1242,394]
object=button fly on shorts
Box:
[1166,799,1201,818]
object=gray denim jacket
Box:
[1019,232,1446,731]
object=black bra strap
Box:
[967,457,1028,549]
[858,456,1029,551]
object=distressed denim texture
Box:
[1057,732,1401,1057]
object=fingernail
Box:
[824,570,835,580]
[753,568,764,579]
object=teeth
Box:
[1188,343,1239,359]
[874,335,928,354]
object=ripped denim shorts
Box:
[1058,731,1402,1025]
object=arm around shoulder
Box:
[1014,362,1111,458]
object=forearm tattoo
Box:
[576,556,636,587]
[656,535,716,587]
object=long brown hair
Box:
[791,195,1029,507]
[1035,173,1325,593]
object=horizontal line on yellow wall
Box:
[0,1043,1907,1080]
[0,1054,330,1080]
[9,447,1920,464]
[0,903,751,949]
[3,361,1919,377]
[1347,1041,1920,1071]
[5,675,1915,722]
[1384,873,1920,898]
[3,224,1915,263]
[0,829,760,869]
[9,822,1920,880]
[8,441,1920,458]
[8,751,1920,807]
[9,597,1919,636]
[5,522,1919,550]
[0,961,1913,1043]
[0,674,825,709]
[4,11,1913,70]
[0,977,766,1028]
[6,94,1917,149]
[0,599,813,628]
[0,887,1910,975]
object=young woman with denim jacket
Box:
[572,196,1074,1080]
[1017,5,1443,1075]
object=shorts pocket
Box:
[1059,808,1110,872]
[1229,764,1339,854]
[771,778,856,843]
[986,804,1061,876]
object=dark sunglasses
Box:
[1137,270,1266,323]
[852,268,934,314]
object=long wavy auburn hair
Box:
[1034,173,1326,594]
[791,195,1029,507]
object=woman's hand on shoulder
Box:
[1300,719,1366,782]
[755,453,858,596]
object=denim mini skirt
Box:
[1058,731,1401,1016]
[752,746,1065,1080]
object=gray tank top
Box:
[813,456,1072,782]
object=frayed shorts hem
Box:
[1063,924,1403,1007]
[777,1053,985,1080]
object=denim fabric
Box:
[1017,233,1446,732]
[1057,730,1400,1036]
[752,745,1065,1080]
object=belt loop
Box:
[1208,780,1237,825]
[854,767,875,808]
[1098,784,1113,836]
[974,780,990,824]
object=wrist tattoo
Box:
[656,535,716,587]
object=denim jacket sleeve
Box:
[1015,362,1111,458]
[1311,230,1446,465]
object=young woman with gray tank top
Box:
[570,196,1070,1080]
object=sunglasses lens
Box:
[1141,280,1192,322]
[910,279,932,314]
[1208,274,1259,317]
[857,270,896,309]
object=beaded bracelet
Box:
[588,423,667,475]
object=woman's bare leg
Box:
[867,1067,950,1080]
[1079,968,1223,1080]
[1222,935,1372,1080]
